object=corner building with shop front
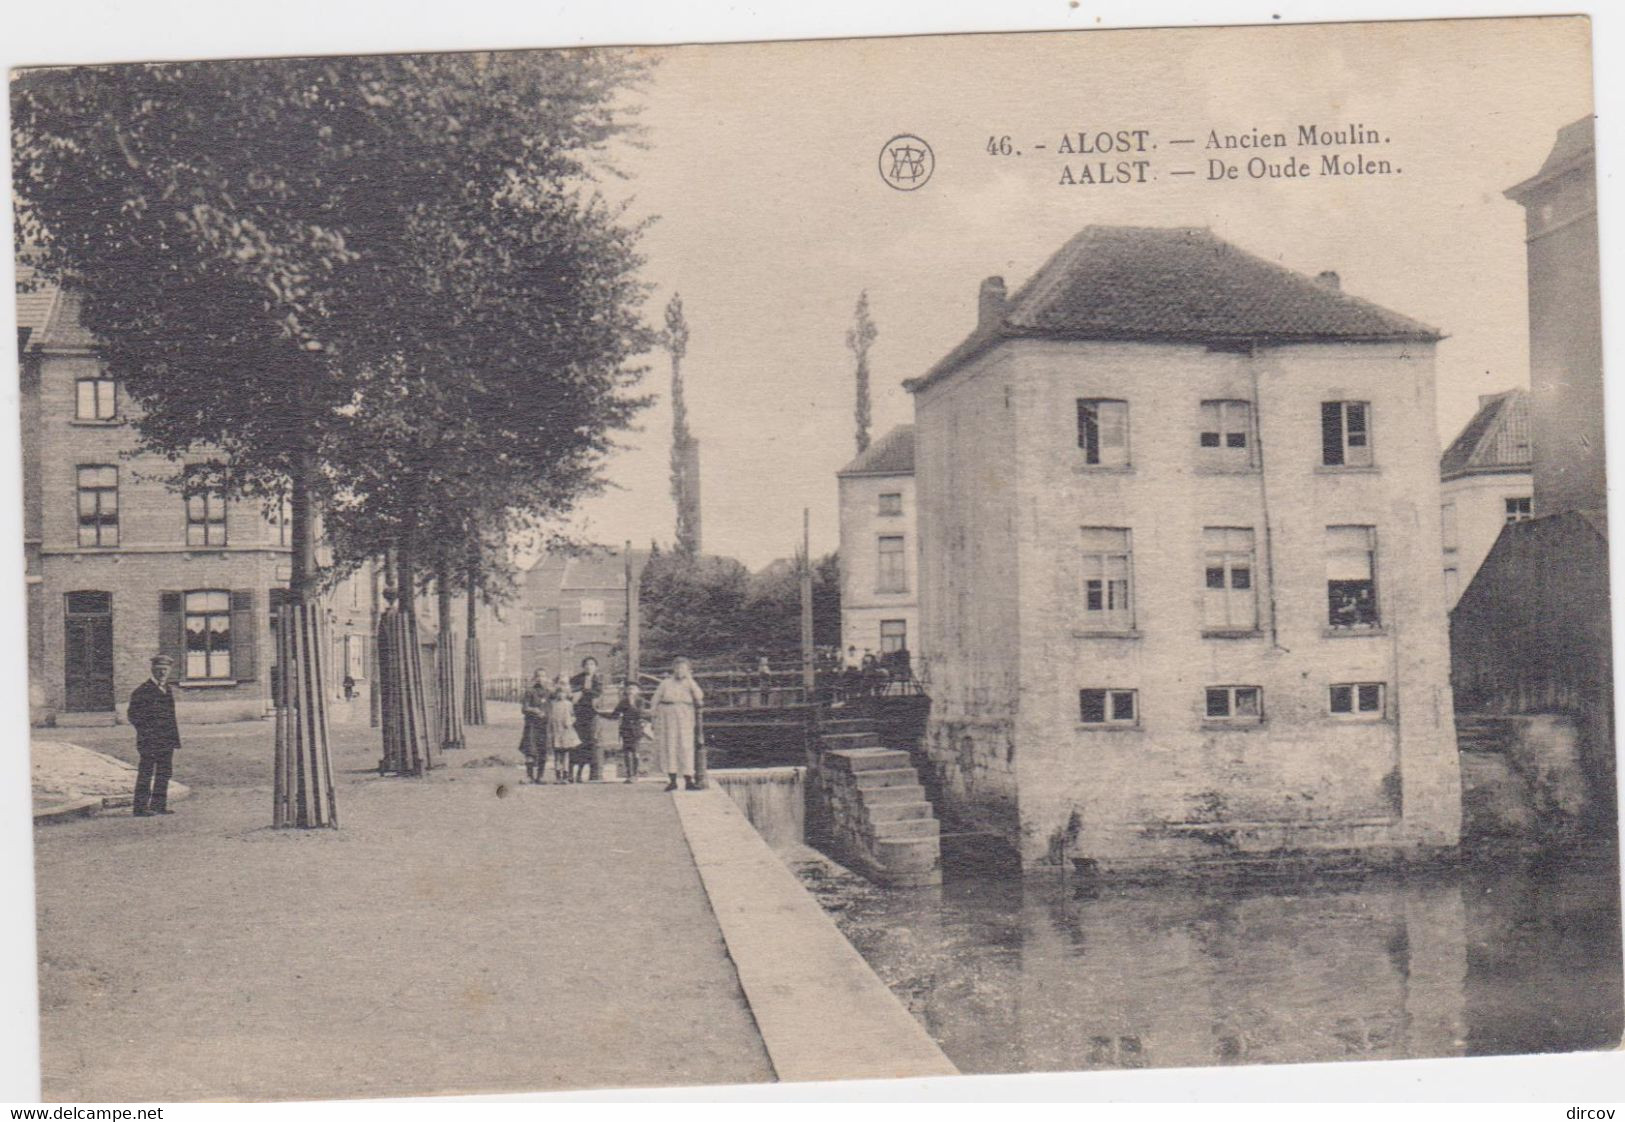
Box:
[907,226,1461,870]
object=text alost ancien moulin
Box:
[1206,121,1398,180]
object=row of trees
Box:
[638,545,841,668]
[14,51,657,825]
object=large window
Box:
[75,378,117,421]
[184,466,227,547]
[1198,400,1254,468]
[1505,496,1534,524]
[76,465,118,547]
[1077,399,1130,467]
[1326,525,1379,629]
[880,619,907,654]
[1202,527,1257,631]
[1080,527,1133,630]
[1205,685,1263,723]
[877,534,908,593]
[184,590,232,681]
[1321,401,1373,467]
[878,492,903,516]
[267,494,293,547]
[1079,688,1137,726]
[1330,682,1385,718]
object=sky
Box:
[553,17,1593,568]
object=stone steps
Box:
[814,739,942,887]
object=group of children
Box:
[519,675,652,785]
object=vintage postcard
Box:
[9,12,1620,1103]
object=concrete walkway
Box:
[33,715,772,1101]
[675,787,957,1083]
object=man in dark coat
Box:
[570,656,604,781]
[129,654,181,817]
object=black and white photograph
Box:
[5,7,1622,1105]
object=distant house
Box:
[1439,389,1533,607]
[501,547,645,683]
[836,424,918,667]
[906,225,1461,869]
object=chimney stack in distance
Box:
[979,276,1007,330]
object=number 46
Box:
[986,135,1014,156]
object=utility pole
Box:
[624,540,640,685]
[800,508,815,699]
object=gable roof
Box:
[1441,389,1532,480]
[904,226,1441,394]
[838,424,914,477]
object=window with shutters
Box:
[76,465,118,547]
[1320,401,1373,467]
[1202,527,1258,633]
[1079,688,1137,726]
[183,590,232,680]
[75,378,117,421]
[1330,681,1386,719]
[1326,525,1380,629]
[184,466,227,547]
[1080,527,1133,631]
[1077,399,1130,467]
[1198,400,1255,469]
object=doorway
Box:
[64,590,114,711]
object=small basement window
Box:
[1080,688,1137,726]
[1330,682,1385,718]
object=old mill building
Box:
[905,225,1462,871]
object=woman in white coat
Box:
[652,656,705,792]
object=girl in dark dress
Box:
[518,671,551,784]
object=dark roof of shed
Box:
[837,424,914,477]
[904,226,1441,394]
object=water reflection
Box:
[795,847,1622,1074]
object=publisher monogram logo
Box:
[879,134,934,191]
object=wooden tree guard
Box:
[463,585,486,726]
[376,588,436,775]
[272,599,339,828]
[436,627,465,751]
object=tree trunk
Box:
[378,538,435,775]
[463,557,486,726]
[436,558,464,751]
[272,452,338,828]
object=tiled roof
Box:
[1507,116,1594,200]
[1440,389,1532,480]
[14,264,61,341]
[523,546,646,592]
[905,226,1440,393]
[838,424,914,477]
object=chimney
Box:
[979,275,1007,330]
[1315,270,1341,291]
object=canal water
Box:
[792,846,1623,1075]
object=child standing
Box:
[612,683,649,783]
[547,678,579,783]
